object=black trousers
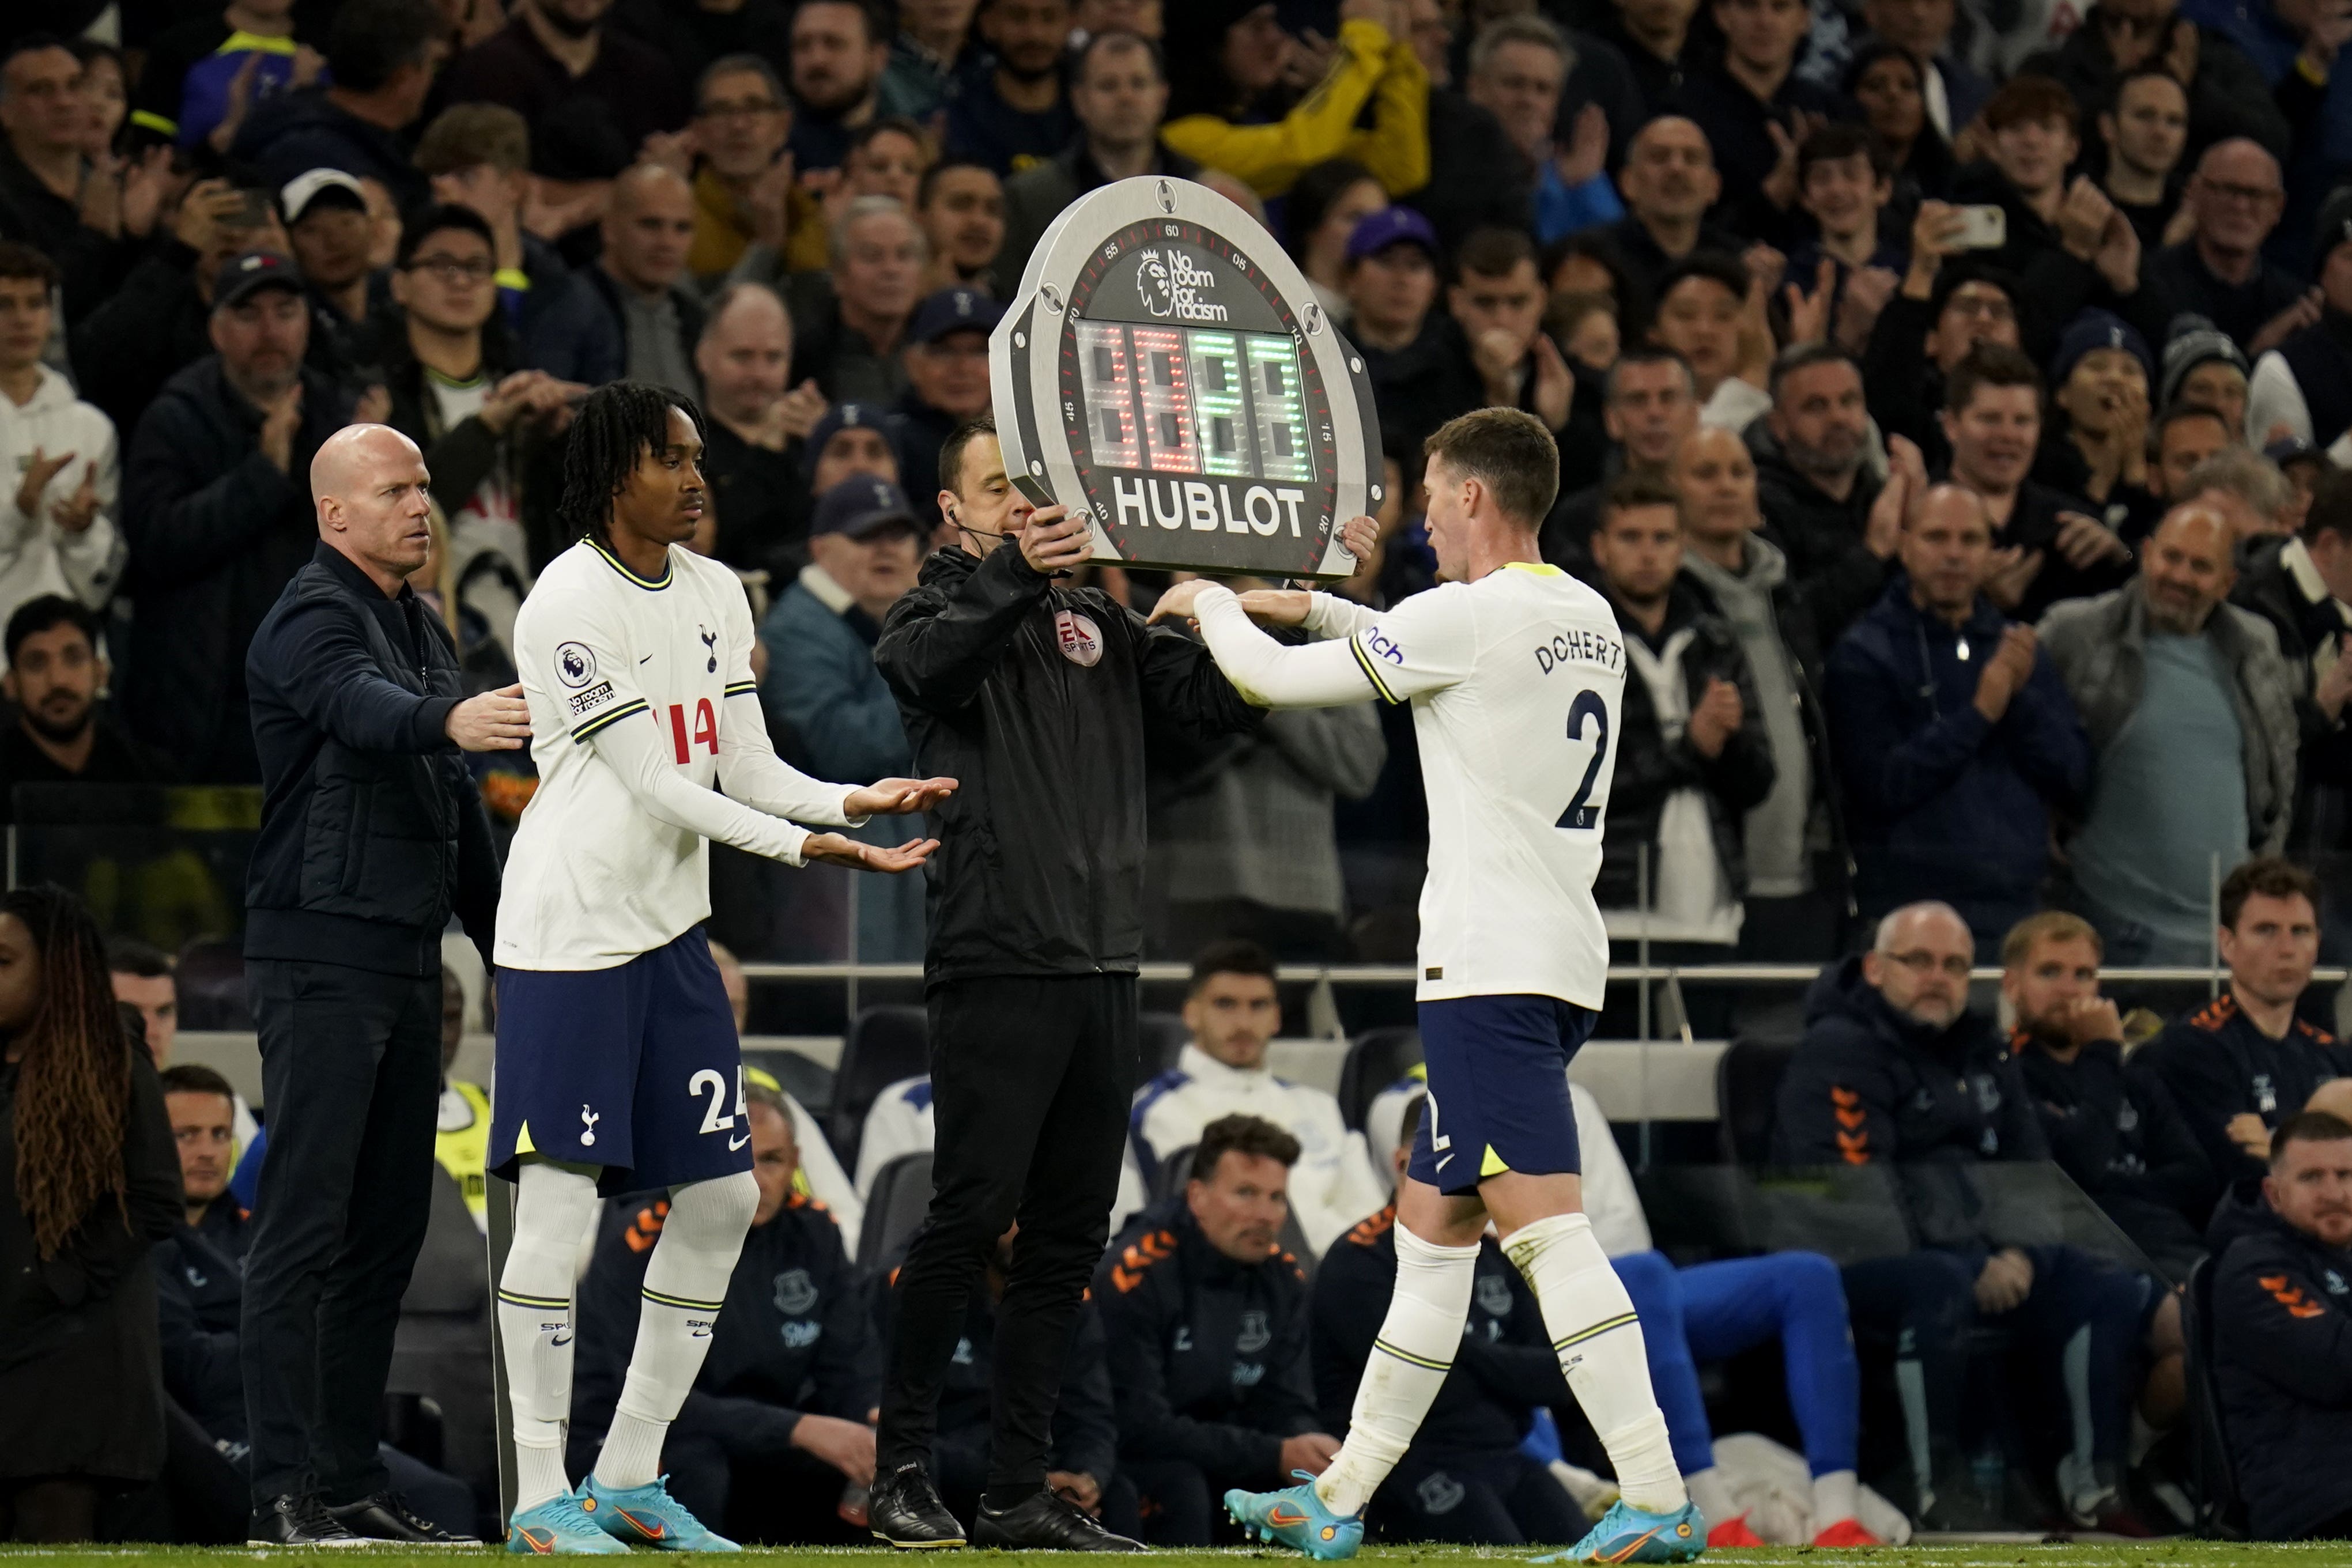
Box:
[1375,1450,1589,1546]
[240,958,444,1508]
[877,974,1137,1491]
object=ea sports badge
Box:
[992,176,1384,582]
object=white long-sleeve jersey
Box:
[1127,1044,1387,1256]
[499,536,863,969]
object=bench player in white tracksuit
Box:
[1150,408,1702,1565]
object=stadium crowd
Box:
[5,0,2352,1545]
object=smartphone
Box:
[1951,205,2007,251]
[226,186,275,233]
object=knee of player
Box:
[1608,1249,1681,1314]
[666,1169,761,1237]
[1768,1250,1851,1313]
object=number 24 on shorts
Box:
[1557,688,1607,832]
[690,1065,750,1147]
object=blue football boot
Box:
[1222,1471,1364,1560]
[505,1493,631,1555]
[576,1474,740,1552]
[1534,1498,1707,1564]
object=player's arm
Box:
[711,586,897,826]
[1149,582,1424,708]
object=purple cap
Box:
[1345,206,1437,263]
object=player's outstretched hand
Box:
[845,776,958,816]
[447,683,532,751]
[803,833,940,873]
[1146,578,1213,625]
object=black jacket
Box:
[1772,956,2049,1260]
[1749,422,1890,648]
[870,1256,1119,1487]
[244,542,500,977]
[1312,1206,1568,1463]
[2233,534,2352,858]
[66,237,216,436]
[0,1043,179,1482]
[2011,1031,2211,1275]
[572,1191,877,1465]
[122,358,354,783]
[1092,1201,1319,1486]
[229,88,432,209]
[153,1218,248,1445]
[2207,1188,2352,1539]
[2131,991,2351,1195]
[876,545,1260,986]
[1596,576,1776,909]
[2018,6,2290,164]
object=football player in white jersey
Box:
[1153,409,1702,1564]
[489,383,953,1554]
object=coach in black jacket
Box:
[1093,1119,1331,1546]
[866,417,1263,1550]
[2208,1110,2352,1540]
[236,424,522,1547]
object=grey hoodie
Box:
[1683,533,1813,896]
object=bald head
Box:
[2142,500,2235,633]
[696,283,793,427]
[2308,1078,2352,1124]
[1901,482,1992,621]
[603,163,697,296]
[1864,900,1975,1029]
[2190,138,2285,258]
[314,424,434,594]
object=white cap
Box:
[278,167,368,224]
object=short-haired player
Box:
[1152,407,1701,1563]
[489,382,954,1554]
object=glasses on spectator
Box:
[407,255,494,284]
[1883,949,1973,980]
[2200,180,2282,207]
[699,97,783,120]
[1945,292,2015,322]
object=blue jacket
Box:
[244,543,500,976]
[1824,576,2089,934]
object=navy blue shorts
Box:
[1407,993,1595,1196]
[489,928,752,1196]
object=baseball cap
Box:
[811,477,920,539]
[2158,313,2250,411]
[2050,308,2153,388]
[2317,186,2352,277]
[1346,206,1437,264]
[212,250,304,310]
[801,402,897,478]
[908,287,1005,345]
[2264,434,2327,473]
[279,168,367,225]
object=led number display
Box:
[992,176,1383,580]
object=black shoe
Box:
[870,1463,967,1550]
[247,1494,371,1548]
[329,1491,478,1545]
[973,1488,1143,1551]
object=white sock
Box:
[591,1171,758,1490]
[1686,1467,1736,1534]
[1811,1468,1860,1529]
[499,1159,603,1512]
[1313,1222,1480,1517]
[1505,1212,1687,1514]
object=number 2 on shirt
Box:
[667,699,718,763]
[1556,688,1608,831]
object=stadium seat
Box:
[1715,1037,1797,1166]
[2183,1255,2247,1538]
[1136,1010,1190,1089]
[1153,1143,1197,1205]
[830,1006,930,1176]
[1337,1026,1422,1131]
[175,935,252,1030]
[859,1151,935,1269]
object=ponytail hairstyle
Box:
[7,885,134,1259]
[556,381,708,549]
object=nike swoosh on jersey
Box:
[728,1131,750,1150]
